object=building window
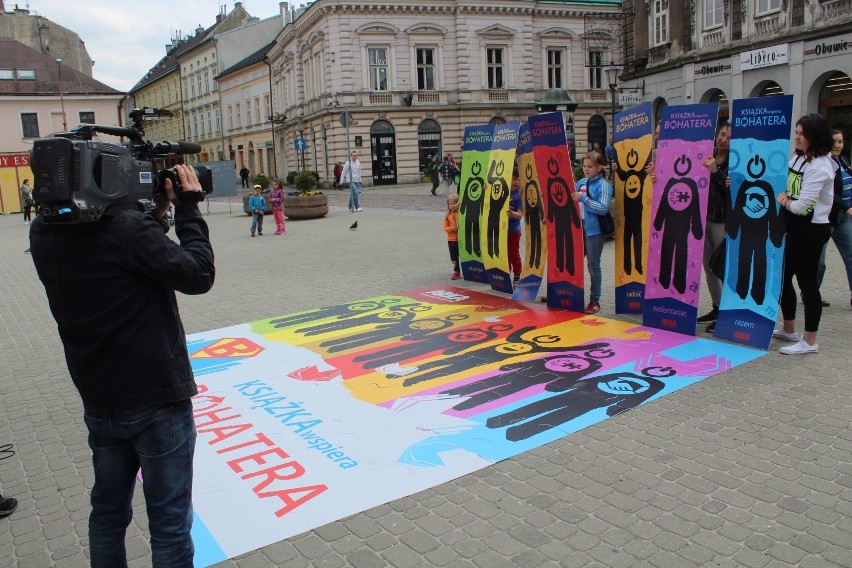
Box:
[228,105,233,130]
[416,48,436,90]
[21,113,39,138]
[193,116,198,138]
[79,111,95,124]
[547,49,565,89]
[368,47,389,91]
[255,98,261,124]
[236,103,241,127]
[215,109,220,132]
[0,69,13,80]
[196,75,202,97]
[704,0,724,29]
[183,79,188,99]
[263,95,270,119]
[16,69,36,80]
[204,71,209,93]
[588,50,603,89]
[757,0,781,14]
[487,47,504,89]
[654,0,669,45]
[208,111,212,134]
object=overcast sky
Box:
[26,1,291,91]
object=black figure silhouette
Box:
[616,148,653,275]
[441,346,615,411]
[269,298,406,329]
[726,154,785,305]
[486,366,675,441]
[545,157,581,275]
[320,313,469,354]
[295,304,432,336]
[352,323,514,370]
[485,160,511,259]
[399,326,609,388]
[652,154,704,294]
[522,162,546,269]
[459,160,486,256]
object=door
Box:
[370,120,397,185]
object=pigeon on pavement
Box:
[349,220,358,231]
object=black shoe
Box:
[697,306,719,323]
[431,189,436,195]
[0,496,18,518]
[705,321,716,333]
[821,300,830,307]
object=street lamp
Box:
[605,62,619,174]
[56,58,67,131]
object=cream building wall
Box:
[266,0,622,186]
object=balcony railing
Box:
[369,92,393,104]
[488,89,509,102]
[754,12,784,36]
[417,92,440,104]
[701,29,726,48]
[815,0,852,20]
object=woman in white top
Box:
[774,114,837,355]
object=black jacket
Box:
[706,153,729,224]
[30,204,215,411]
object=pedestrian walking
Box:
[341,150,364,212]
[239,166,250,188]
[425,155,440,195]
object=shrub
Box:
[286,171,298,185]
[252,173,271,189]
[294,171,319,193]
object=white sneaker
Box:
[354,208,364,212]
[779,339,818,355]
[772,328,799,342]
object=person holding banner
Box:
[507,167,524,287]
[444,193,462,280]
[573,151,613,314]
[774,114,837,355]
[699,122,731,332]
[816,129,852,308]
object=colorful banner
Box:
[643,103,718,335]
[715,95,793,349]
[482,121,521,294]
[458,124,495,282]
[612,103,655,313]
[512,123,547,302]
[528,112,584,311]
[187,286,764,566]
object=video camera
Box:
[31,107,213,223]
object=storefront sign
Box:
[695,61,731,76]
[740,44,787,70]
[0,154,30,168]
[619,93,643,105]
[804,36,850,59]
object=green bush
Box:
[294,171,319,193]
[252,173,271,189]
[573,163,584,185]
[286,171,298,185]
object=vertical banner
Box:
[482,121,521,294]
[458,124,495,282]
[642,103,719,335]
[512,123,547,301]
[715,95,792,349]
[613,103,655,313]
[529,112,584,311]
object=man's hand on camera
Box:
[172,164,203,202]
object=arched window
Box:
[488,116,507,125]
[704,88,729,123]
[587,115,607,152]
[758,81,784,97]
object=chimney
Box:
[234,2,242,9]
[195,25,204,36]
[280,2,289,25]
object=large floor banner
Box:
[482,121,521,294]
[459,124,496,282]
[529,112,584,311]
[187,286,765,566]
[715,95,793,349]
[512,122,547,302]
[643,103,718,335]
[613,103,655,314]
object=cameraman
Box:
[30,164,214,567]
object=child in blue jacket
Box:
[249,184,266,237]
[572,151,613,313]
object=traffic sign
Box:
[340,111,352,128]
[294,138,307,151]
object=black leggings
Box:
[23,202,33,221]
[448,241,459,272]
[780,221,831,332]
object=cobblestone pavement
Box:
[1,181,850,568]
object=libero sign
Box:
[740,44,787,70]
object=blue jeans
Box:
[84,400,196,568]
[817,213,852,294]
[250,212,264,234]
[585,233,605,302]
[348,181,362,210]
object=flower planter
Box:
[284,194,329,219]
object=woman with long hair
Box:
[773,114,837,355]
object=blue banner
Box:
[714,95,793,349]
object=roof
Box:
[0,40,121,95]
[215,41,276,80]
[129,32,209,93]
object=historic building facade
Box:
[620,0,852,156]
[266,0,623,185]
